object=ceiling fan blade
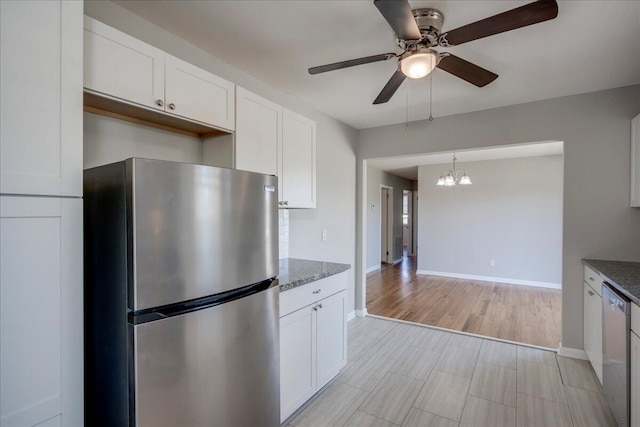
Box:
[441,0,558,46]
[374,0,422,41]
[437,54,498,87]
[308,53,396,75]
[373,69,407,105]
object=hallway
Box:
[366,257,562,349]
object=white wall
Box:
[357,85,640,350]
[84,1,357,312]
[417,155,563,286]
[366,166,414,269]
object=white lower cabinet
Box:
[584,280,603,383]
[632,331,640,427]
[279,274,347,422]
[0,196,83,426]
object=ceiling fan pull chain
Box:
[428,73,434,121]
[405,88,409,130]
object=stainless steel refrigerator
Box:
[84,158,280,427]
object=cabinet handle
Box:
[284,201,289,206]
[278,201,283,206]
[312,289,321,294]
[156,99,164,107]
[318,303,323,309]
[312,305,318,311]
[169,103,176,110]
[588,290,594,296]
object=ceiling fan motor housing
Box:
[412,8,445,47]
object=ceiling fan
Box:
[308,0,558,105]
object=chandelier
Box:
[436,153,472,186]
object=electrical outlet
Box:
[321,229,327,241]
[489,259,496,267]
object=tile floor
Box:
[285,316,617,427]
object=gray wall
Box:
[417,155,563,285]
[366,166,414,269]
[84,1,358,312]
[357,85,640,350]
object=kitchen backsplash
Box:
[279,209,289,259]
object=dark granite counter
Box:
[583,259,640,304]
[278,258,351,292]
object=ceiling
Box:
[367,140,564,179]
[114,1,640,130]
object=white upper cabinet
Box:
[234,88,316,208]
[235,87,281,176]
[0,0,83,197]
[165,55,235,131]
[84,16,164,111]
[631,113,640,207]
[280,109,317,208]
[83,17,235,131]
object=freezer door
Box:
[129,159,278,310]
[133,285,280,427]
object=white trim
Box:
[392,258,402,265]
[557,343,589,360]
[367,314,557,352]
[355,309,368,318]
[366,264,381,273]
[347,311,356,321]
[416,270,562,290]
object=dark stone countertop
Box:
[583,259,640,304]
[278,258,351,292]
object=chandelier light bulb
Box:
[459,174,472,185]
[436,176,445,186]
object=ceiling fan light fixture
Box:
[399,48,439,79]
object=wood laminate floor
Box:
[285,317,614,427]
[366,256,561,349]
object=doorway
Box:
[380,186,393,264]
[402,190,412,257]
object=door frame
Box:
[380,185,393,264]
[403,189,413,257]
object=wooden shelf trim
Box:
[83,90,230,139]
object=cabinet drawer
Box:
[584,265,603,296]
[280,273,347,318]
[632,303,640,335]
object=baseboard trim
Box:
[557,343,588,360]
[366,264,381,273]
[355,309,368,318]
[392,258,402,265]
[347,311,356,321]
[366,314,556,352]
[416,270,562,290]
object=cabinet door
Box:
[165,55,235,131]
[631,331,640,427]
[280,305,316,423]
[584,282,603,383]
[280,109,316,208]
[84,16,165,111]
[0,197,83,426]
[316,291,347,388]
[1,1,83,197]
[235,87,281,176]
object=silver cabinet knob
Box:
[278,201,283,206]
[284,201,289,206]
[588,290,594,296]
[318,303,323,309]
[312,305,318,311]
[312,289,321,294]
[169,103,176,110]
[156,99,164,107]
[589,277,594,281]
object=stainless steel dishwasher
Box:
[602,281,631,427]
